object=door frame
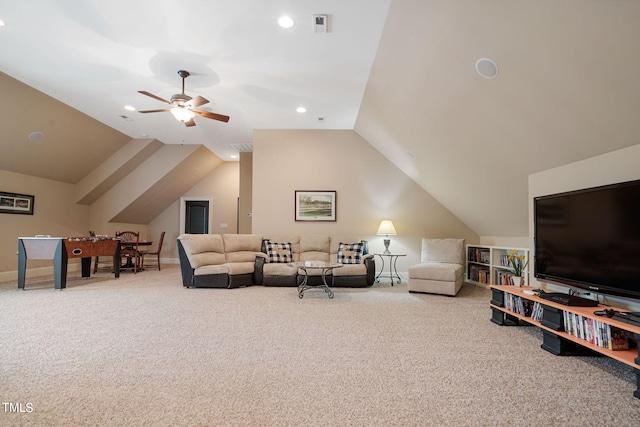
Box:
[180,197,212,235]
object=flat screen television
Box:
[534,179,640,300]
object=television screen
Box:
[534,179,640,300]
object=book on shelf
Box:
[495,270,516,286]
[500,254,510,267]
[562,310,629,351]
[467,264,490,283]
[468,247,490,264]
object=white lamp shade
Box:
[170,107,196,122]
[376,220,397,236]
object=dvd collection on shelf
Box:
[504,293,535,317]
[563,311,629,351]
[530,301,543,322]
[500,292,630,351]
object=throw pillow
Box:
[338,242,364,264]
[265,241,293,263]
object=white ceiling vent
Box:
[313,14,328,33]
[230,143,253,152]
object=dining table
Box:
[119,240,152,269]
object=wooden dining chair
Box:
[140,231,165,271]
[116,230,141,274]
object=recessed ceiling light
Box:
[278,16,295,29]
[124,105,136,111]
[230,154,238,159]
[0,20,5,27]
[296,107,306,113]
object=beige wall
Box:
[252,129,478,273]
[529,143,640,311]
[148,161,240,262]
[0,170,89,278]
[0,160,239,279]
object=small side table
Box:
[374,253,406,286]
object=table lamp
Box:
[376,220,397,254]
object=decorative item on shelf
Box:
[508,249,528,286]
[376,220,397,255]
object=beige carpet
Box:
[1,266,639,426]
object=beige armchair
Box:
[408,238,465,296]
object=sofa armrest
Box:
[364,256,375,286]
[254,255,266,285]
[361,253,374,262]
[177,239,195,287]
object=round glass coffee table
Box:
[288,261,343,299]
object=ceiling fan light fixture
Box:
[170,107,196,123]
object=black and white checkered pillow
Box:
[338,242,364,264]
[265,241,293,263]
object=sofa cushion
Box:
[265,241,293,263]
[300,235,330,252]
[332,263,366,276]
[409,262,464,282]
[263,263,298,276]
[179,234,226,268]
[421,238,464,264]
[226,262,256,276]
[194,264,229,276]
[337,242,364,264]
[224,234,263,263]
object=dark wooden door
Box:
[185,201,209,234]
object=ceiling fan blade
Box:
[138,109,170,113]
[186,96,209,108]
[184,118,196,127]
[192,109,230,123]
[138,90,172,105]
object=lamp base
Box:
[383,239,391,255]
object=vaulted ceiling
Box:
[2,0,640,237]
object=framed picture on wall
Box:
[0,191,35,215]
[295,191,336,222]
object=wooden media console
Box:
[490,285,640,399]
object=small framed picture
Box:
[0,192,35,215]
[295,191,336,222]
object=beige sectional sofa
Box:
[177,233,374,289]
[257,234,374,288]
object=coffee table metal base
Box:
[298,267,334,299]
[288,261,343,299]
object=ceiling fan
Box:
[138,70,230,127]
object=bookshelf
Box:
[466,245,529,286]
[490,285,640,399]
